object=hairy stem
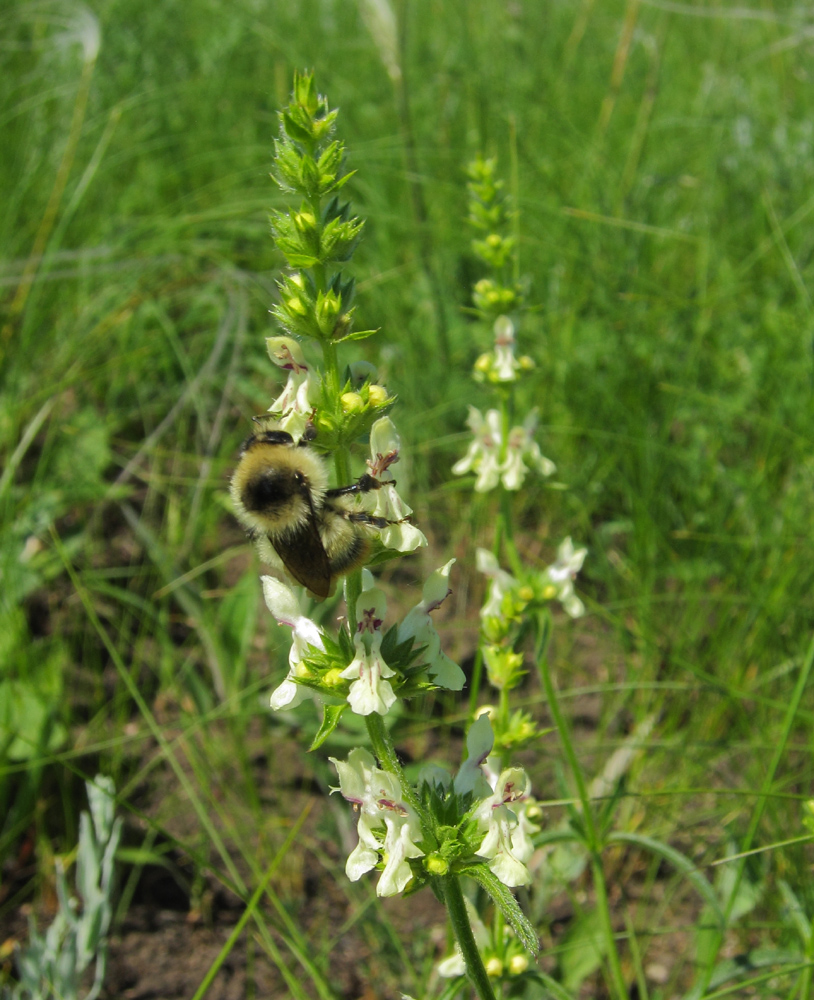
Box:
[442,874,497,1000]
[365,713,426,823]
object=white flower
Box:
[476,548,519,620]
[472,767,533,887]
[502,410,556,491]
[546,537,587,618]
[453,407,555,492]
[452,407,502,492]
[492,315,520,382]
[339,585,397,715]
[397,560,465,691]
[365,417,427,552]
[266,336,317,439]
[262,577,325,710]
[330,748,425,896]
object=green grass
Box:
[3,0,814,997]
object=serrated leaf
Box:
[333,327,380,343]
[460,863,539,956]
[334,169,357,190]
[282,110,313,144]
[310,704,347,750]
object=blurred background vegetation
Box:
[2,0,814,996]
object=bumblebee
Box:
[230,424,391,599]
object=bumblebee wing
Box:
[270,513,332,600]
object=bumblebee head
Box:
[230,432,329,537]
[240,428,295,453]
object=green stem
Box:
[443,874,497,1000]
[365,713,427,824]
[321,339,344,436]
[496,396,522,577]
[497,687,510,768]
[508,113,520,289]
[345,569,362,632]
[536,628,628,1000]
[591,853,628,1000]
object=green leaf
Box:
[282,110,313,144]
[310,704,347,750]
[0,679,66,760]
[460,862,539,956]
[522,969,578,1000]
[333,327,380,343]
[115,847,178,868]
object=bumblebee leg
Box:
[325,474,389,498]
[344,510,392,529]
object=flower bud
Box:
[315,289,342,335]
[285,295,308,316]
[367,383,388,407]
[485,957,503,978]
[323,668,345,688]
[341,392,364,413]
[424,853,449,875]
[509,954,529,976]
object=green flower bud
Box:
[367,384,388,407]
[509,954,529,976]
[424,853,449,876]
[341,392,364,413]
[323,668,345,688]
[485,957,503,978]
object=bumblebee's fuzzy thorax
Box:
[230,426,390,599]
[229,435,328,538]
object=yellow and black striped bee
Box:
[230,424,390,599]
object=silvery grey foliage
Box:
[4,776,121,1000]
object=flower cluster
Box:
[473,540,587,756]
[473,315,535,386]
[330,715,539,898]
[452,406,555,493]
[479,538,588,629]
[467,156,521,318]
[264,560,464,720]
[452,158,556,496]
[330,748,425,896]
